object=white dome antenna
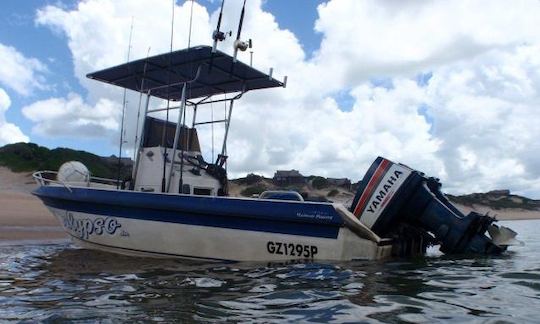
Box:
[57,161,90,185]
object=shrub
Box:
[311,176,328,189]
[245,173,263,185]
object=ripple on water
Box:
[0,219,540,322]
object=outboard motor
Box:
[351,157,519,255]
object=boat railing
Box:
[33,171,121,191]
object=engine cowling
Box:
[351,157,517,255]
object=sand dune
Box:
[454,203,540,221]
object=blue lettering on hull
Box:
[61,212,122,239]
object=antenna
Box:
[187,0,195,49]
[233,0,251,62]
[117,17,134,189]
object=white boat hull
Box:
[47,206,392,261]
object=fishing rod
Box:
[161,0,175,193]
[117,17,134,189]
[133,46,151,162]
[232,0,251,62]
[209,0,230,74]
[212,0,228,52]
[179,0,199,193]
[187,0,195,49]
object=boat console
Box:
[133,116,224,195]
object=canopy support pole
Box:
[219,99,234,164]
[191,105,198,128]
[131,92,152,189]
[166,84,187,193]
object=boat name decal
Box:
[296,212,333,221]
[62,212,122,239]
[267,241,318,258]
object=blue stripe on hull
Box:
[34,187,343,239]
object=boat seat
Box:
[259,190,304,201]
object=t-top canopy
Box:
[87,45,284,101]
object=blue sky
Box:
[0,0,325,156]
[1,1,84,150]
[1,0,540,197]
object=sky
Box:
[1,0,540,198]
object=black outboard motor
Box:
[351,157,516,255]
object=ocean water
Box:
[1,220,539,323]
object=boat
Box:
[31,5,519,262]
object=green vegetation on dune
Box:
[311,176,328,189]
[2,143,538,211]
[0,142,132,179]
[447,192,540,211]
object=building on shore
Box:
[273,170,306,186]
[327,178,352,190]
[102,155,134,167]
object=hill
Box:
[230,175,540,220]
[1,142,539,220]
[0,142,132,180]
[447,190,540,211]
[229,173,355,204]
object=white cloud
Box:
[30,0,214,141]
[313,0,540,90]
[27,0,540,197]
[35,0,213,97]
[0,42,41,145]
[0,88,29,145]
[425,44,540,196]
[22,93,120,138]
[0,43,47,96]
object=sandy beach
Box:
[0,166,538,244]
[0,167,67,243]
[0,190,67,242]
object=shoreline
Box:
[0,190,68,243]
[1,159,539,245]
[453,203,540,221]
[0,189,538,245]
